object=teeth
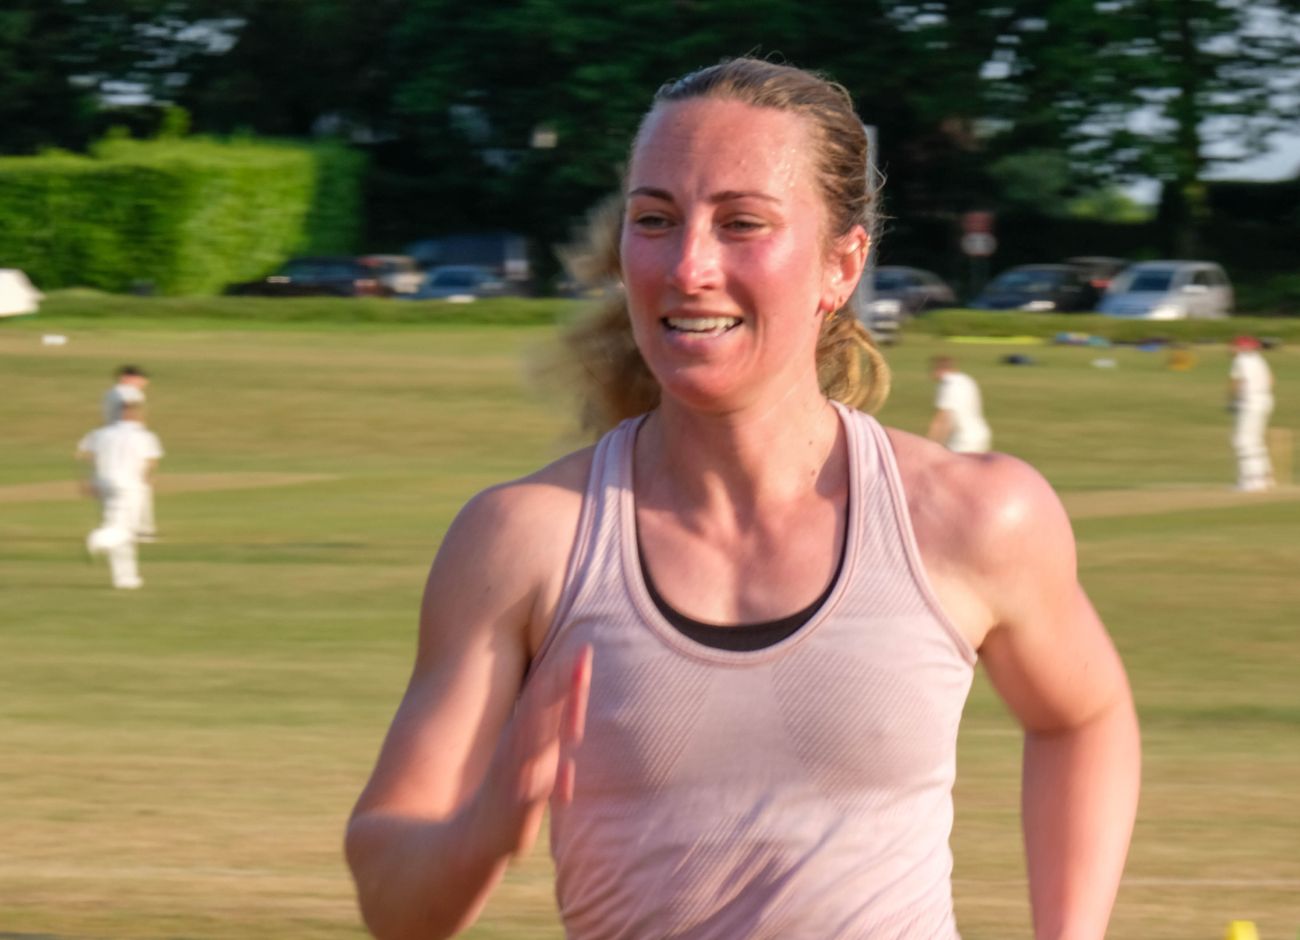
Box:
[666,316,740,332]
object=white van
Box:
[1099,261,1233,320]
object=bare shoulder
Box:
[883,426,1076,649]
[422,445,596,659]
[453,446,594,547]
[884,428,1132,736]
[886,427,1070,561]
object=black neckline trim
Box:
[636,538,846,652]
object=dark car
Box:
[408,265,507,301]
[226,257,388,298]
[358,254,423,295]
[969,264,1099,312]
[1065,256,1129,293]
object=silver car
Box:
[1099,261,1233,320]
[854,265,956,344]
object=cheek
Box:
[620,242,668,314]
[755,239,824,311]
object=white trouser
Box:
[948,427,992,454]
[135,482,156,536]
[1232,405,1274,490]
[88,484,144,587]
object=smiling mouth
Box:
[663,316,742,335]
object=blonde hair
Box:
[557,57,890,435]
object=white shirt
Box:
[102,383,146,423]
[78,421,163,490]
[935,371,991,454]
[1231,351,1274,411]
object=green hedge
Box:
[23,290,576,327]
[911,309,1300,343]
[1234,274,1300,318]
[20,292,1295,342]
[0,137,365,296]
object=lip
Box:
[659,309,744,337]
[664,315,741,331]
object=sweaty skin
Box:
[345,96,1138,940]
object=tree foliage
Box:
[3,0,1298,277]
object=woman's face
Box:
[621,97,863,415]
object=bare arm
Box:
[974,462,1140,940]
[927,409,953,444]
[75,443,95,495]
[345,464,590,940]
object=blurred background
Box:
[1,0,1299,308]
[2,4,1299,939]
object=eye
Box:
[722,217,767,235]
[631,212,673,231]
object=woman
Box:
[346,58,1139,939]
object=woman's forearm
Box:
[345,799,511,940]
[1021,694,1141,940]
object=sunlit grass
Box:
[1,315,1297,938]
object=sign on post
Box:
[960,232,997,257]
[960,211,997,257]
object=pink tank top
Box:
[531,402,977,938]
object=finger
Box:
[519,646,583,739]
[513,645,591,768]
[564,645,593,744]
[516,743,561,803]
[498,646,594,841]
[506,670,570,774]
[555,756,576,804]
[511,798,548,859]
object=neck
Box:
[638,387,843,516]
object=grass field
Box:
[2,306,1298,939]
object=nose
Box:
[668,222,722,295]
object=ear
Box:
[820,226,869,314]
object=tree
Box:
[1115,0,1300,251]
[384,0,939,279]
[0,3,119,153]
[965,0,1300,247]
[175,0,405,138]
[0,1,243,154]
[10,0,1295,282]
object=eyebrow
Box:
[627,186,781,205]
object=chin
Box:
[655,372,760,416]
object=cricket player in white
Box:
[1228,335,1274,492]
[928,355,992,454]
[101,365,157,540]
[77,400,163,589]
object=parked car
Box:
[1065,256,1129,292]
[358,254,423,295]
[872,266,957,316]
[226,257,388,297]
[405,232,531,282]
[969,263,1099,312]
[410,265,507,301]
[1098,260,1233,320]
[856,265,957,343]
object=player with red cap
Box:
[1227,335,1274,491]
